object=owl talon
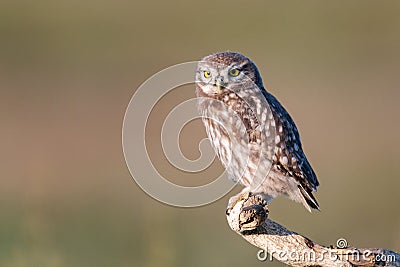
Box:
[226,191,252,215]
[239,204,268,231]
[239,194,269,231]
[226,191,268,230]
[225,208,230,216]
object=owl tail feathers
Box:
[298,185,320,212]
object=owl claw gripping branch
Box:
[195,52,320,218]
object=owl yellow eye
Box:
[229,68,240,77]
[203,70,211,78]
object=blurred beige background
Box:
[1,1,399,266]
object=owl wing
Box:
[264,91,320,209]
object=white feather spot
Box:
[275,135,280,144]
[294,143,299,151]
[261,113,266,121]
[281,156,288,165]
[278,125,283,133]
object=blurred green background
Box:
[1,0,399,266]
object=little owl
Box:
[195,52,319,212]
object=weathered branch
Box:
[226,193,400,267]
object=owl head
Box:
[195,52,264,97]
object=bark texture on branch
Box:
[226,193,399,267]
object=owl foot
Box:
[226,190,251,216]
[226,191,269,231]
[238,194,269,231]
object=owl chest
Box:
[219,93,260,132]
[203,114,265,186]
[201,110,261,168]
[202,117,235,167]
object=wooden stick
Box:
[226,194,399,267]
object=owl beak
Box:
[215,76,226,93]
